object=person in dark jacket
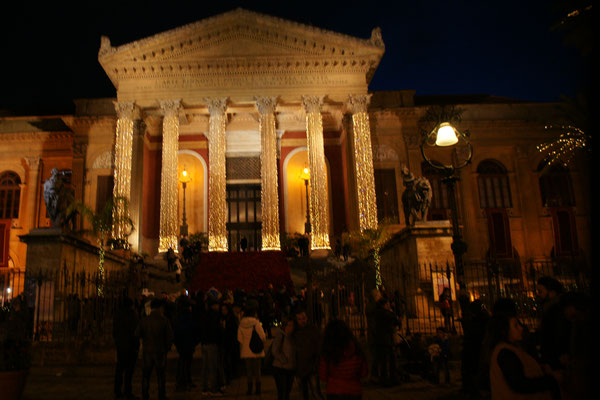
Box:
[200,298,225,396]
[293,309,324,400]
[174,299,199,392]
[373,297,400,386]
[113,297,140,400]
[136,298,173,400]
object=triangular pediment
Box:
[99,8,384,86]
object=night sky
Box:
[0,0,588,115]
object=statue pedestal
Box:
[19,228,127,276]
[379,221,457,333]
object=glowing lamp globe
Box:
[435,122,459,147]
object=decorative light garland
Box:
[206,98,229,252]
[158,99,181,253]
[256,96,281,251]
[537,125,588,167]
[302,96,330,251]
[112,102,135,241]
[348,94,378,232]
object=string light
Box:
[256,96,281,251]
[158,99,181,253]
[348,94,378,232]
[302,96,330,251]
[537,125,588,167]
[207,98,229,252]
[112,102,135,241]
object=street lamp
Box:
[300,166,311,234]
[180,166,192,238]
[420,121,472,281]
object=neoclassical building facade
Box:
[0,9,590,273]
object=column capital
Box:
[254,96,278,115]
[24,156,41,170]
[113,101,138,120]
[205,97,228,117]
[301,95,324,114]
[347,94,372,114]
[159,99,182,117]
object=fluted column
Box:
[206,98,229,252]
[112,101,136,242]
[24,157,41,230]
[255,96,281,250]
[302,96,330,250]
[348,94,378,231]
[158,99,181,253]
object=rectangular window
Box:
[95,175,114,214]
[374,169,399,223]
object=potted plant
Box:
[0,298,32,400]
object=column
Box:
[24,157,41,230]
[206,98,228,252]
[112,101,136,242]
[255,96,281,250]
[348,94,378,231]
[158,99,181,253]
[302,95,330,250]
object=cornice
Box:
[99,9,384,87]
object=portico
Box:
[98,8,383,256]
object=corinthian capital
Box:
[114,101,137,120]
[347,94,372,114]
[205,97,228,117]
[159,99,182,117]
[254,96,278,115]
[302,95,324,114]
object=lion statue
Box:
[401,166,432,227]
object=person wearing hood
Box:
[238,300,267,395]
[271,317,297,400]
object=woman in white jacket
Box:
[238,302,267,395]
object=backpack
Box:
[249,325,264,354]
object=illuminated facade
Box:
[0,9,590,274]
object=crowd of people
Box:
[110,273,590,400]
[458,276,591,400]
[112,284,374,400]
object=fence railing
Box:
[1,255,589,344]
[1,265,133,344]
[305,256,589,338]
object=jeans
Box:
[272,367,295,400]
[201,344,222,392]
[142,352,167,400]
[176,350,193,389]
[115,349,137,396]
[298,373,324,400]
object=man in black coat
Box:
[374,297,400,386]
[136,298,174,400]
[293,309,324,400]
[113,296,140,399]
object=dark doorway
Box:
[226,184,262,251]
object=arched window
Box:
[421,162,449,220]
[0,171,21,219]
[538,163,578,257]
[477,160,513,259]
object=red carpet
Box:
[189,251,294,293]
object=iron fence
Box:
[1,264,133,344]
[304,256,589,339]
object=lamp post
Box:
[299,165,314,321]
[420,122,472,281]
[180,166,191,238]
[300,166,311,234]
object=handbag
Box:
[249,325,264,354]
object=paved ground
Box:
[22,359,465,400]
